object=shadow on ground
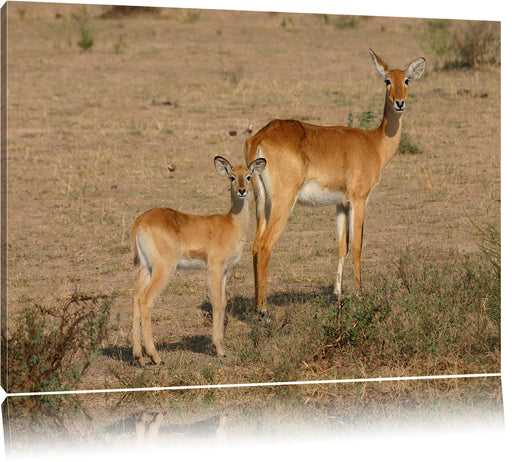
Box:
[104,285,337,363]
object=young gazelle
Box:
[131,156,267,364]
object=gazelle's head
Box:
[214,156,267,200]
[370,49,426,113]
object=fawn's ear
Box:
[214,156,232,177]
[369,48,390,79]
[406,57,426,80]
[249,158,267,176]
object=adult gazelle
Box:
[245,49,425,312]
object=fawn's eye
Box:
[385,78,391,86]
[246,175,252,181]
[230,176,236,182]
[404,78,409,85]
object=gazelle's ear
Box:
[406,57,426,80]
[214,156,232,177]
[369,49,389,79]
[249,158,267,176]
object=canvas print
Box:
[0,1,503,457]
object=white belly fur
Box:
[297,179,348,207]
[176,243,243,272]
[177,257,208,270]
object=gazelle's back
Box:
[247,119,381,199]
[132,207,239,266]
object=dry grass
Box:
[5,2,500,416]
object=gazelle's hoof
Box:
[257,308,272,325]
[215,344,226,357]
[133,348,144,366]
[149,354,163,365]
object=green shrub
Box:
[420,20,454,70]
[113,35,126,54]
[4,291,113,393]
[348,101,423,154]
[179,10,201,24]
[320,239,500,373]
[334,16,360,30]
[237,293,325,382]
[398,132,423,154]
[236,217,499,382]
[421,19,500,69]
[221,64,245,87]
[73,7,95,51]
[451,21,500,68]
[347,97,378,130]
[464,219,500,325]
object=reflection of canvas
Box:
[2,377,505,457]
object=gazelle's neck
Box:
[230,195,250,231]
[375,100,404,167]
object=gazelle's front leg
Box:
[220,270,228,334]
[209,265,227,356]
[253,190,299,313]
[253,212,292,313]
[334,204,350,300]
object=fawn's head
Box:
[214,156,267,199]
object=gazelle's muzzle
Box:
[394,100,405,112]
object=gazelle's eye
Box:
[230,176,236,182]
[385,78,391,86]
[404,78,410,85]
[246,175,252,181]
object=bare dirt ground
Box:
[5,3,500,399]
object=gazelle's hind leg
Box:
[133,267,151,364]
[137,259,176,364]
[252,174,270,239]
[334,204,351,300]
[350,199,366,291]
[251,172,273,312]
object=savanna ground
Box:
[1,2,502,449]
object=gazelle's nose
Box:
[238,188,247,197]
[395,100,405,111]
